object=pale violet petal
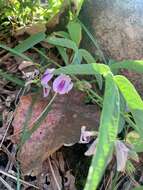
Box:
[41,68,55,86]
[66,83,73,93]
[43,85,51,97]
[115,140,129,172]
[84,139,98,156]
[53,74,73,94]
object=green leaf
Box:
[0,69,24,86]
[110,60,143,74]
[114,75,143,109]
[57,47,69,65]
[53,31,70,39]
[54,63,111,76]
[14,32,46,53]
[46,36,78,51]
[132,186,143,190]
[79,49,103,89]
[127,131,143,152]
[67,21,82,46]
[118,93,126,133]
[76,0,85,16]
[0,44,32,61]
[84,74,120,190]
[114,75,143,136]
[71,50,82,64]
[79,49,96,63]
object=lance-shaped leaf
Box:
[0,44,32,61]
[0,69,25,86]
[110,60,143,74]
[46,36,78,52]
[67,21,82,46]
[54,63,111,76]
[114,75,143,136]
[84,74,120,190]
[14,32,46,53]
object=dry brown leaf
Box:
[26,23,46,35]
[12,91,100,175]
[18,61,35,71]
[14,23,46,36]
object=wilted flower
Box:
[41,68,55,97]
[79,126,97,144]
[23,69,40,87]
[53,74,73,94]
[115,140,130,172]
[84,138,138,172]
[84,139,98,156]
[84,138,113,169]
[22,69,39,80]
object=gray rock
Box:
[80,0,143,61]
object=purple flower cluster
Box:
[41,68,73,97]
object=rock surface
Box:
[12,91,100,175]
[80,0,143,61]
[80,0,143,95]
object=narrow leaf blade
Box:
[0,44,32,61]
[114,75,143,136]
[110,60,143,74]
[54,63,110,76]
[46,36,78,51]
[67,21,82,46]
[84,74,120,190]
[14,32,46,53]
[0,69,24,86]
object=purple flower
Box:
[41,68,55,86]
[53,74,73,94]
[41,68,54,97]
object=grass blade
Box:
[14,32,46,53]
[0,69,25,86]
[78,19,107,64]
[0,44,32,61]
[20,94,56,146]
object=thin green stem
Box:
[123,113,138,132]
[33,93,57,126]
